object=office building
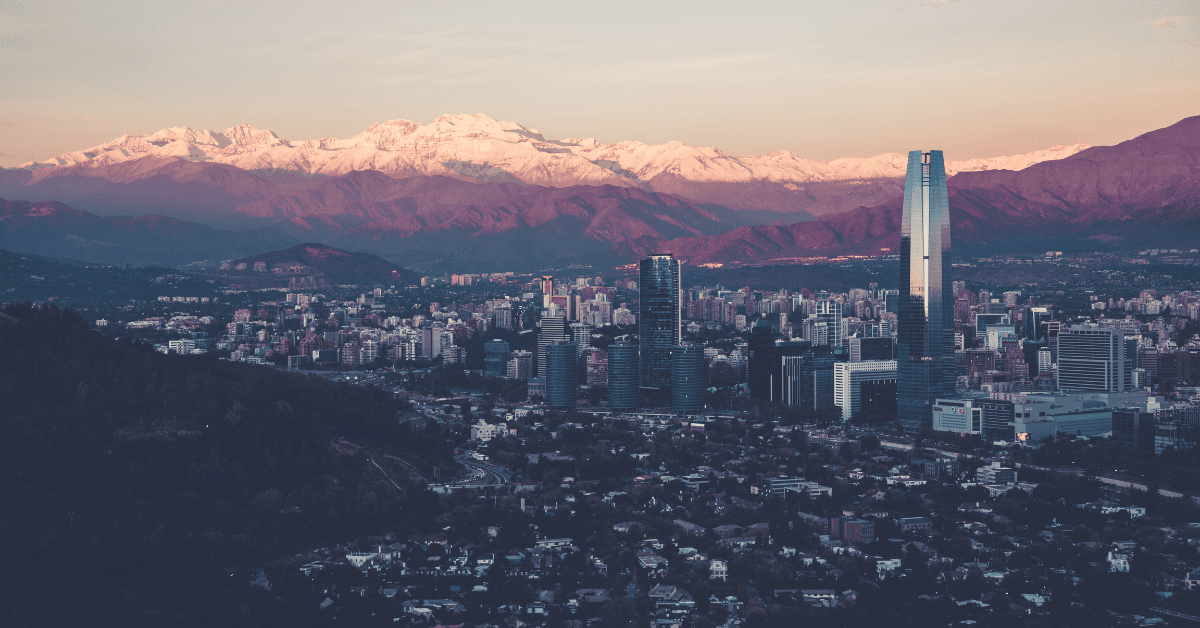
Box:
[639,254,681,388]
[761,476,833,498]
[897,150,955,429]
[570,321,593,356]
[484,339,511,378]
[671,344,705,415]
[976,460,1017,484]
[849,336,893,362]
[608,341,640,411]
[1113,408,1155,453]
[1058,326,1127,392]
[1024,306,1050,341]
[421,326,442,359]
[747,318,776,400]
[545,341,578,410]
[814,299,844,348]
[833,360,898,422]
[772,340,812,403]
[537,316,567,377]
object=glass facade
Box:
[607,341,640,410]
[484,339,510,378]
[639,254,681,388]
[671,345,705,415]
[747,318,776,400]
[897,150,955,430]
[545,341,578,410]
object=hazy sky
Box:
[1,0,1197,167]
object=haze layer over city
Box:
[2,1,1199,627]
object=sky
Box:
[1,0,1197,167]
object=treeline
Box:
[0,302,454,627]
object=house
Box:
[899,516,933,533]
[1108,550,1131,572]
[648,584,680,600]
[709,559,728,581]
[877,558,902,578]
[673,519,706,536]
[800,589,838,607]
[536,537,574,550]
[638,552,669,576]
[713,524,744,537]
[576,588,610,604]
[1187,571,1200,590]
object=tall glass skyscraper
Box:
[671,344,705,415]
[897,150,954,430]
[545,340,578,410]
[639,254,681,388]
[607,341,640,410]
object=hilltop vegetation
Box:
[0,303,454,626]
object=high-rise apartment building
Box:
[506,350,533,380]
[639,254,681,388]
[897,150,955,430]
[1058,326,1127,392]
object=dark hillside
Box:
[0,303,453,626]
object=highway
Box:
[450,455,512,487]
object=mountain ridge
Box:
[12,113,1091,217]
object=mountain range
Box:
[0,113,1196,271]
[14,114,1088,218]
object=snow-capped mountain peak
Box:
[19,115,1091,192]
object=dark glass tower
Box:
[484,339,511,378]
[639,254,681,388]
[545,340,578,410]
[607,341,640,411]
[747,318,776,400]
[671,344,705,415]
[897,150,954,430]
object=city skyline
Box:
[5,0,1200,623]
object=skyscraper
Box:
[897,150,954,430]
[537,316,567,377]
[671,344,705,415]
[545,340,578,410]
[814,299,844,348]
[1058,325,1128,391]
[639,254,681,388]
[607,341,640,410]
[747,318,776,400]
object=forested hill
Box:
[0,302,454,626]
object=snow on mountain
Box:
[21,114,1090,188]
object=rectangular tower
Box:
[639,254,681,388]
[1058,326,1127,392]
[897,150,954,430]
